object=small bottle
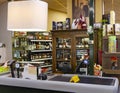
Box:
[57,22,63,30]
[66,18,70,29]
[52,21,57,30]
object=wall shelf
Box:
[31,50,52,52]
[31,40,52,42]
[31,58,52,62]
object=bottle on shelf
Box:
[45,43,50,50]
[66,18,71,29]
[62,40,66,48]
[14,38,19,48]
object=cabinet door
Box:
[74,36,89,72]
[53,36,73,73]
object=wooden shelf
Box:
[56,59,71,62]
[103,35,120,39]
[19,61,44,64]
[41,65,52,68]
[103,52,120,55]
[102,34,120,75]
[31,58,52,62]
[76,47,89,50]
[76,60,82,62]
[56,48,71,50]
[102,69,120,74]
[31,40,52,42]
[31,50,52,52]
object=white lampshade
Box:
[7,0,48,31]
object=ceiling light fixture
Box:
[7,0,48,31]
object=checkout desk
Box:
[0,74,119,93]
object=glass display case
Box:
[51,29,90,74]
[75,37,89,65]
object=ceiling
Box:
[0,0,67,13]
[42,0,67,13]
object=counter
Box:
[0,74,119,93]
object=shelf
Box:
[31,58,52,61]
[12,32,52,75]
[76,60,82,61]
[31,40,52,42]
[103,35,120,39]
[56,59,71,62]
[102,69,120,74]
[76,53,88,55]
[56,48,71,50]
[104,52,120,54]
[18,61,44,64]
[41,65,52,68]
[76,47,89,50]
[31,50,52,52]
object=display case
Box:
[51,29,89,73]
[12,32,52,74]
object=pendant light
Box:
[7,0,48,31]
[110,0,115,24]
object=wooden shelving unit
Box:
[102,35,120,74]
[51,29,90,74]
